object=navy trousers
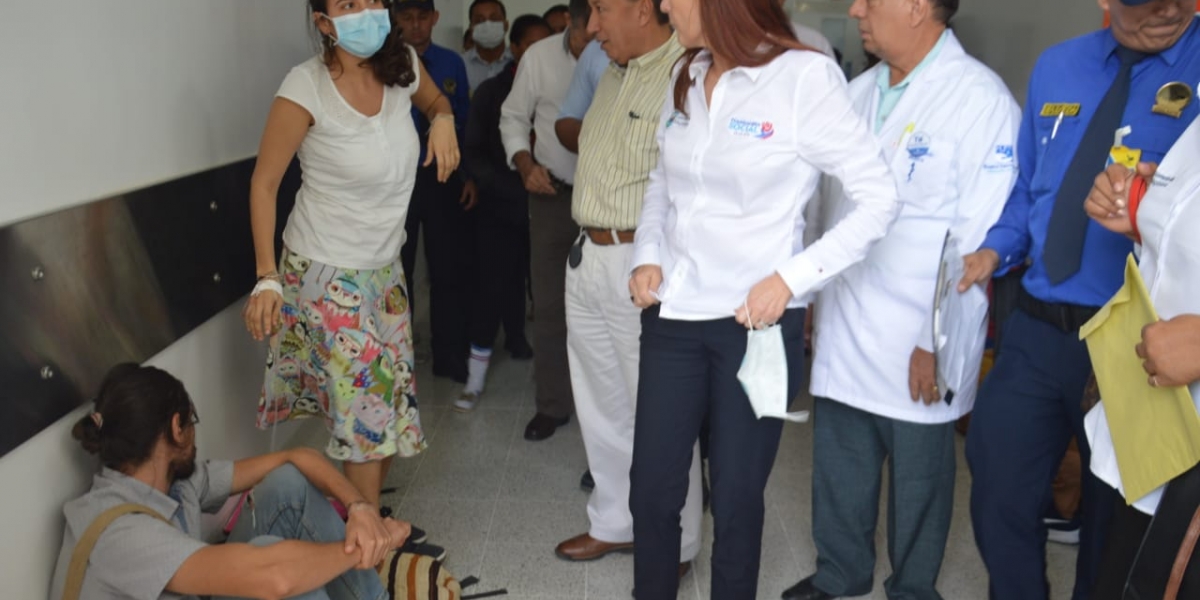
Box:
[400,167,474,380]
[965,309,1116,600]
[630,306,806,599]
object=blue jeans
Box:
[218,464,387,600]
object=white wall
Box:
[954,0,1104,102]
[0,2,314,598]
[788,0,1103,101]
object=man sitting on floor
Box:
[49,363,409,600]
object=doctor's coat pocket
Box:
[893,140,954,215]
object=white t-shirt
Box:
[276,49,421,270]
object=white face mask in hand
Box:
[736,306,809,423]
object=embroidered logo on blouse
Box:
[728,118,774,139]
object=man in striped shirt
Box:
[552,0,704,573]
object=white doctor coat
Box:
[1086,116,1200,514]
[810,32,1020,424]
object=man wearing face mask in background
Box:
[463,0,512,93]
[394,0,477,386]
[958,1,1200,599]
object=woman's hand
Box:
[735,273,793,330]
[1137,315,1200,388]
[629,265,663,308]
[243,284,283,341]
[425,116,460,183]
[343,502,395,570]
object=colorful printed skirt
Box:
[256,248,427,462]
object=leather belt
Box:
[550,174,573,192]
[1017,287,1099,333]
[584,228,636,245]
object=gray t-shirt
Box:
[49,460,234,600]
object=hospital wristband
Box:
[251,278,283,298]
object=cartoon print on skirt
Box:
[257,248,426,462]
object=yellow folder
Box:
[1079,254,1200,503]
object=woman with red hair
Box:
[626,0,899,596]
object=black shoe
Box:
[506,338,534,360]
[580,470,595,492]
[402,541,447,562]
[524,413,570,441]
[408,525,428,545]
[781,576,836,600]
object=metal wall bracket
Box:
[0,158,299,457]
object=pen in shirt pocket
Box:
[895,123,915,150]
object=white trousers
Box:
[565,240,702,560]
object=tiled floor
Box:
[291,276,1079,599]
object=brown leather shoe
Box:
[524,413,570,441]
[554,533,634,561]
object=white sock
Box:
[465,345,492,394]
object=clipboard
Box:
[932,232,990,405]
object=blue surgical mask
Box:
[327,8,391,58]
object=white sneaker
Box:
[453,391,481,413]
[1045,517,1081,545]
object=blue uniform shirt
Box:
[982,17,1200,306]
[556,39,609,121]
[410,43,471,164]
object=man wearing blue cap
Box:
[393,0,476,384]
[957,1,1200,599]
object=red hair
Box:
[672,0,810,115]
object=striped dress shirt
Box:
[572,34,684,230]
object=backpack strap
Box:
[61,503,172,600]
[1165,503,1200,600]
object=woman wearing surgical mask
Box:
[244,0,459,513]
[625,0,899,595]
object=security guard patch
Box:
[442,78,457,96]
[1040,103,1081,117]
